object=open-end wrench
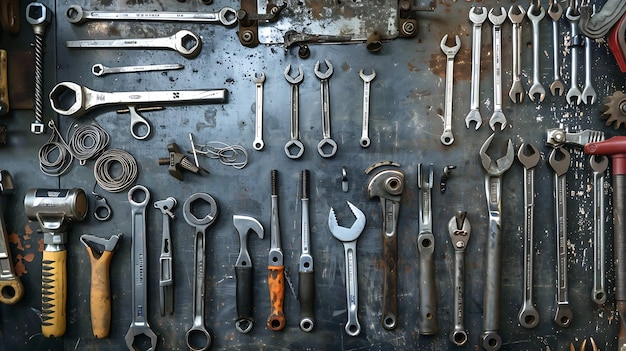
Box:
[566,3,583,105]
[154,197,177,316]
[359,69,376,148]
[253,72,265,151]
[449,212,470,347]
[284,65,304,159]
[314,60,337,158]
[489,8,507,131]
[508,5,526,104]
[440,35,460,146]
[417,163,437,335]
[590,155,608,305]
[92,63,184,77]
[548,147,573,327]
[0,171,24,305]
[183,193,218,351]
[268,170,285,331]
[299,170,315,332]
[367,166,404,330]
[528,2,546,102]
[479,134,514,351]
[517,144,541,329]
[582,31,597,105]
[548,0,565,96]
[66,30,202,58]
[66,5,238,26]
[328,201,366,337]
[125,185,157,351]
[466,7,488,130]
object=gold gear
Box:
[600,91,626,129]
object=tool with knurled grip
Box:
[267,169,285,331]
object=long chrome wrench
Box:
[154,197,177,316]
[488,8,507,131]
[449,212,470,347]
[508,5,526,104]
[66,5,237,26]
[314,60,337,158]
[528,3,546,102]
[566,6,582,105]
[418,164,437,335]
[591,155,608,304]
[548,0,565,96]
[466,7,487,130]
[92,63,183,77]
[284,65,304,159]
[582,33,597,105]
[299,170,315,332]
[253,72,265,151]
[440,35,460,146]
[359,69,376,148]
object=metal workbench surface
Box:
[0,0,623,350]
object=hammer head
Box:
[24,188,88,233]
[233,215,264,240]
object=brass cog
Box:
[600,91,626,129]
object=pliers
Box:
[570,338,598,351]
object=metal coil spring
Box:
[192,141,248,169]
[38,121,73,176]
[67,121,110,165]
[93,149,138,193]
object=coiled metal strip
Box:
[94,149,138,192]
[38,120,73,176]
[67,121,109,165]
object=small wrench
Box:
[418,163,437,335]
[582,31,597,104]
[508,5,526,103]
[440,35,460,146]
[154,197,177,316]
[466,7,488,130]
[359,69,376,147]
[0,171,24,305]
[517,144,540,329]
[449,212,470,347]
[299,170,315,332]
[489,8,507,131]
[328,201,366,337]
[314,59,337,158]
[92,63,184,77]
[590,155,608,304]
[284,65,304,159]
[548,0,565,96]
[66,30,202,58]
[253,72,265,151]
[566,3,583,105]
[528,2,546,102]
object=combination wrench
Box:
[566,3,583,105]
[549,147,573,327]
[125,185,157,351]
[183,193,218,351]
[154,197,177,316]
[418,164,437,335]
[314,60,337,158]
[517,144,540,329]
[284,65,304,159]
[359,69,376,148]
[92,63,183,77]
[582,29,597,105]
[440,35,460,146]
[0,171,24,305]
[466,7,487,130]
[449,212,470,347]
[590,155,608,304]
[253,72,265,151]
[548,0,565,96]
[528,2,546,102]
[508,5,526,104]
[299,170,315,332]
[488,8,507,131]
[66,5,237,26]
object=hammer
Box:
[0,170,24,304]
[24,188,88,338]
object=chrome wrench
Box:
[508,5,526,103]
[299,170,314,332]
[449,212,470,347]
[359,69,376,148]
[125,185,157,351]
[488,8,507,131]
[548,0,565,96]
[566,4,582,105]
[590,155,608,304]
[528,2,546,102]
[418,163,437,335]
[154,197,177,316]
[440,35,460,146]
[466,6,487,130]
[92,63,184,77]
[253,72,265,151]
[314,59,337,158]
[284,65,304,159]
[582,31,597,105]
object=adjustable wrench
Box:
[508,5,526,104]
[268,170,285,331]
[548,147,573,327]
[466,7,487,130]
[284,65,304,159]
[548,0,565,96]
[66,30,202,58]
[517,144,540,329]
[234,215,264,333]
[528,2,546,102]
[253,72,265,151]
[183,193,218,351]
[328,202,366,337]
[417,163,437,335]
[367,166,405,330]
[449,212,470,347]
[359,69,376,148]
[440,35,460,146]
[299,170,315,332]
[154,197,177,316]
[566,3,583,105]
[590,155,608,304]
[314,60,337,158]
[489,8,507,131]
[0,171,23,305]
[92,63,184,77]
[125,185,157,351]
[582,32,597,105]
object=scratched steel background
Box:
[0,0,622,350]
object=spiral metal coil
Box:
[33,34,44,126]
[38,121,73,176]
[192,141,248,169]
[67,121,110,165]
[93,149,138,192]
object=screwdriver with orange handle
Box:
[267,169,285,331]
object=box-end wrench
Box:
[449,212,470,347]
[92,63,184,77]
[590,155,608,305]
[66,30,202,59]
[489,8,507,131]
[253,72,265,151]
[299,170,315,332]
[125,185,157,351]
[566,3,583,105]
[234,215,264,334]
[314,59,337,158]
[548,0,565,96]
[0,171,24,305]
[517,144,540,329]
[183,193,218,351]
[508,5,526,104]
[528,2,546,102]
[440,35,460,146]
[66,5,237,26]
[359,69,376,148]
[548,147,573,328]
[268,170,285,331]
[328,202,366,337]
[284,65,304,159]
[466,7,488,130]
[154,197,177,316]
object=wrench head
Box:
[359,68,376,82]
[589,154,608,173]
[550,80,565,96]
[528,83,546,102]
[509,80,526,103]
[182,193,218,228]
[284,64,304,84]
[465,109,482,130]
[479,134,515,175]
[508,5,526,23]
[91,64,105,77]
[49,82,86,117]
[317,138,337,158]
[314,59,333,80]
[173,30,202,59]
[554,303,573,327]
[469,6,488,24]
[448,211,470,250]
[517,143,540,169]
[489,111,507,131]
[440,34,461,56]
[480,331,502,351]
[285,140,305,159]
[548,147,571,176]
[518,303,540,328]
[582,85,597,105]
[125,327,158,351]
[328,201,366,243]
[527,4,546,21]
[253,71,266,84]
[65,5,85,25]
[367,168,404,202]
[488,7,507,25]
[218,7,238,27]
[566,86,583,106]
[548,0,563,20]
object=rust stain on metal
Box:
[429,53,446,78]
[14,253,26,276]
[38,238,44,252]
[8,232,23,250]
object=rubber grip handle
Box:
[0,49,8,115]
[41,250,66,338]
[298,271,315,331]
[235,266,254,326]
[86,249,114,338]
[267,265,285,331]
[382,232,398,330]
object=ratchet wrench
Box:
[359,69,376,148]
[183,193,218,351]
[590,155,608,304]
[440,35,460,146]
[253,72,265,151]
[284,64,304,159]
[449,212,470,347]
[299,170,315,332]
[154,197,177,316]
[417,163,437,335]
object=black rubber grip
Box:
[298,271,315,327]
[615,175,626,301]
[235,266,254,322]
[271,170,278,196]
[301,170,309,199]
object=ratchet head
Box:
[508,5,526,23]
[548,147,571,176]
[590,154,608,173]
[367,168,404,203]
[328,202,366,243]
[284,64,304,84]
[440,34,461,57]
[479,134,515,176]
[448,211,470,251]
[488,7,507,26]
[314,59,333,80]
[233,215,264,266]
[359,68,376,82]
[26,2,51,35]
[548,0,563,21]
[517,143,540,169]
[469,6,488,25]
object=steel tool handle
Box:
[493,24,503,109]
[41,250,67,338]
[470,24,482,110]
[343,241,360,336]
[0,49,8,115]
[418,233,437,335]
[298,271,315,332]
[615,175,626,342]
[267,265,285,331]
[86,249,114,338]
[382,200,399,330]
[451,250,467,346]
[235,266,254,332]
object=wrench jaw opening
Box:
[480,331,502,351]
